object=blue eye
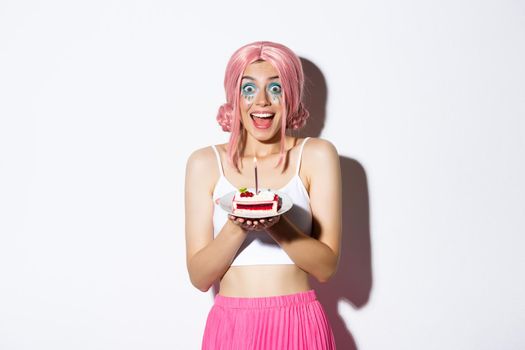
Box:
[268,83,282,95]
[241,83,257,96]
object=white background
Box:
[1,1,524,349]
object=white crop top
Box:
[211,137,313,266]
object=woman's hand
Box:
[228,214,280,231]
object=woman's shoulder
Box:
[186,144,226,173]
[302,137,339,158]
[300,137,340,184]
[300,137,339,174]
[188,143,228,159]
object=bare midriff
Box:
[218,264,312,297]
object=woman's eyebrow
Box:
[241,75,280,81]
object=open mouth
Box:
[250,112,275,129]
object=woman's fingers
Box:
[228,215,280,230]
[229,215,246,226]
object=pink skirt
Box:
[201,289,336,349]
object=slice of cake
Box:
[232,188,282,216]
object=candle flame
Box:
[253,156,257,165]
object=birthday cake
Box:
[232,188,282,216]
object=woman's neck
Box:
[242,134,289,158]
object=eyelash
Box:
[241,83,258,96]
[268,83,282,95]
[241,83,282,97]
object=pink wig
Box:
[216,41,309,168]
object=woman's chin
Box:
[247,127,281,142]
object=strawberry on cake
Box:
[232,188,282,216]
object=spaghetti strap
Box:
[210,145,225,176]
[295,137,311,176]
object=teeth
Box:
[251,113,275,119]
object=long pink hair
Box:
[216,41,309,168]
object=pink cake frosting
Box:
[232,188,282,216]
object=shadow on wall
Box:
[212,58,373,350]
[297,58,373,350]
[311,156,372,350]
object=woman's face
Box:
[239,60,284,142]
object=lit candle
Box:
[254,156,258,194]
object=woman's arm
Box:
[267,138,342,283]
[184,147,247,292]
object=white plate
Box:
[219,190,293,219]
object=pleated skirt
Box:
[201,289,336,350]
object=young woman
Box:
[185,41,342,349]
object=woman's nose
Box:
[255,90,270,106]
